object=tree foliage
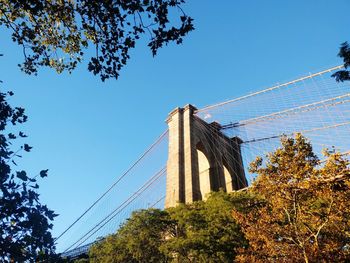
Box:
[0,0,194,81]
[89,209,171,263]
[0,90,57,262]
[332,41,350,82]
[87,192,247,263]
[79,135,350,263]
[164,191,247,263]
[233,134,350,263]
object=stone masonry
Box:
[165,104,248,208]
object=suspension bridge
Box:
[58,65,350,259]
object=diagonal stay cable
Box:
[55,130,168,242]
[241,121,350,144]
[65,166,166,252]
[221,93,350,129]
[150,195,166,208]
[61,194,167,258]
[196,65,343,113]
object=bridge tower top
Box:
[165,104,248,208]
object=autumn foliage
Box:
[81,134,350,263]
[233,134,350,262]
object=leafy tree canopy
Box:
[332,41,350,82]
[80,135,350,263]
[87,191,248,263]
[0,0,194,81]
[233,134,350,263]
[164,191,248,263]
[89,208,171,263]
[0,90,57,262]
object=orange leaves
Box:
[232,134,350,262]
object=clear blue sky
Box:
[1,0,349,249]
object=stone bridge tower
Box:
[165,104,248,208]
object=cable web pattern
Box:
[60,65,349,256]
[196,65,350,183]
[59,132,168,255]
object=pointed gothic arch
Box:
[165,104,248,208]
[196,142,211,200]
